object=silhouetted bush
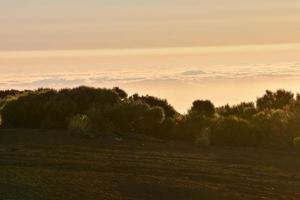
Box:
[177,100,216,141]
[1,89,56,128]
[217,102,257,119]
[1,86,123,129]
[130,94,177,118]
[189,100,215,117]
[1,87,299,148]
[0,90,23,99]
[155,118,179,139]
[106,101,165,135]
[257,89,294,110]
[178,115,215,141]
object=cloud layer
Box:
[1,62,300,89]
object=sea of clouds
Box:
[1,62,300,89]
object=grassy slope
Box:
[0,129,300,200]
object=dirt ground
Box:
[0,129,299,200]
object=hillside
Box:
[0,129,299,200]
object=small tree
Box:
[189,100,215,117]
[257,89,294,110]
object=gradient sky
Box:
[1,1,300,112]
[1,0,300,50]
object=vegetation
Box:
[1,86,300,148]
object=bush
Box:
[257,89,294,110]
[68,115,95,138]
[1,89,56,128]
[211,116,258,146]
[130,94,177,118]
[189,100,215,117]
[1,87,123,129]
[0,90,23,99]
[252,109,292,146]
[155,118,179,139]
[1,86,299,148]
[217,102,257,119]
[105,101,165,135]
[178,114,215,141]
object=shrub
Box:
[257,89,294,110]
[217,102,257,119]
[178,114,215,141]
[130,94,177,118]
[87,106,116,134]
[68,114,95,138]
[1,89,56,128]
[43,93,77,128]
[105,101,165,135]
[189,100,215,117]
[1,87,123,129]
[252,109,292,146]
[211,116,258,146]
[0,90,23,99]
[155,118,179,139]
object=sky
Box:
[1,0,300,112]
[1,0,300,50]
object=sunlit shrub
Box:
[68,114,95,138]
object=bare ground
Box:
[0,129,299,200]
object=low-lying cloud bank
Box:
[1,62,300,89]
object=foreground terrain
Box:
[0,129,299,200]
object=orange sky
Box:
[1,0,300,50]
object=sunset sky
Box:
[1,0,300,112]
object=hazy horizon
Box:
[1,0,300,112]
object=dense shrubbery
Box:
[211,116,258,146]
[1,87,300,148]
[130,94,178,118]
